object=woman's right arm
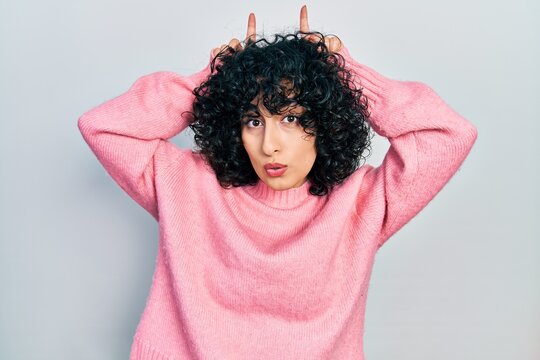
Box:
[77,51,213,220]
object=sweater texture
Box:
[78,45,478,359]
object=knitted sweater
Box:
[77,45,478,360]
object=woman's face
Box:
[241,93,317,191]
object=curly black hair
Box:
[184,30,373,196]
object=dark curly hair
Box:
[184,30,373,196]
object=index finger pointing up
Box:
[246,13,256,43]
[300,5,310,34]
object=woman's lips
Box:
[265,166,288,177]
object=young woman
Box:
[78,5,477,359]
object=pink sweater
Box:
[78,45,478,359]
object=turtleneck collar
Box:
[240,178,313,209]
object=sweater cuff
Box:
[336,46,395,120]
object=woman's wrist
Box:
[336,46,396,117]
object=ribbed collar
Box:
[241,179,313,209]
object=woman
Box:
[78,5,477,359]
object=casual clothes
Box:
[78,46,478,359]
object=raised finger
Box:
[300,5,319,43]
[300,5,313,41]
[300,5,309,34]
[246,12,256,43]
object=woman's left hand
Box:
[299,5,343,53]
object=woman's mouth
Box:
[264,166,288,177]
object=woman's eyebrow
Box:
[284,105,306,114]
[242,110,260,117]
[243,109,303,118]
[242,103,305,118]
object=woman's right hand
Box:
[212,12,257,57]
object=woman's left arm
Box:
[337,46,478,248]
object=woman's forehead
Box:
[249,81,304,113]
[247,96,305,115]
[248,78,306,114]
[251,78,299,99]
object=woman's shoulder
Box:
[154,142,213,174]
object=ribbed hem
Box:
[129,336,175,360]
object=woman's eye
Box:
[242,114,299,128]
[283,115,299,124]
[244,118,262,127]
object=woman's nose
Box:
[262,123,281,155]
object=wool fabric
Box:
[78,45,478,359]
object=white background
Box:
[1,0,538,358]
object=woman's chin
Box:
[261,176,305,191]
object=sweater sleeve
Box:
[77,50,214,221]
[337,46,478,248]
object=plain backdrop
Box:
[1,0,538,359]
